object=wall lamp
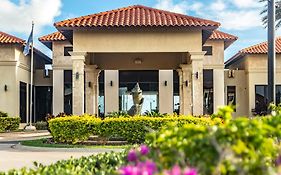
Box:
[110,81,113,87]
[4,85,8,92]
[75,72,79,80]
[185,80,189,87]
[195,72,199,79]
[88,82,92,88]
[164,81,168,86]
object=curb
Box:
[12,143,124,153]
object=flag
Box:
[23,23,34,56]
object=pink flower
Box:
[128,149,138,162]
[139,145,150,155]
[183,168,197,175]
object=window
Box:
[64,70,72,115]
[276,86,281,105]
[64,47,73,56]
[255,85,268,114]
[203,69,213,114]
[227,86,236,106]
[203,46,213,56]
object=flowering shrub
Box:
[146,106,281,175]
[119,145,197,175]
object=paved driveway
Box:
[0,131,122,172]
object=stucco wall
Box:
[203,40,225,67]
[53,41,72,69]
[73,29,202,53]
[224,70,248,117]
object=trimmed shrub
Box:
[48,115,102,144]
[0,111,8,118]
[49,114,220,144]
[145,107,281,175]
[98,116,218,143]
[0,117,20,132]
[34,121,48,130]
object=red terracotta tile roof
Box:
[54,5,220,28]
[39,31,66,42]
[0,31,24,44]
[240,37,281,54]
[209,30,238,41]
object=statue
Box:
[128,83,144,116]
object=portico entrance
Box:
[70,51,205,116]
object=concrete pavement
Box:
[0,131,122,172]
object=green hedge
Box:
[1,151,127,175]
[48,115,220,144]
[49,115,101,144]
[0,117,20,132]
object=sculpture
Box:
[128,83,144,116]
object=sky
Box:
[0,0,278,61]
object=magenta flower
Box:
[183,168,197,175]
[139,145,150,155]
[128,149,138,162]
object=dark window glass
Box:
[255,85,268,114]
[173,70,179,114]
[20,82,27,123]
[98,71,105,117]
[64,47,73,56]
[119,70,159,113]
[64,70,72,115]
[35,86,52,121]
[227,86,236,106]
[276,86,281,105]
[203,69,213,114]
[203,46,213,56]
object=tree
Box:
[260,0,281,27]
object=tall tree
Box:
[260,0,281,27]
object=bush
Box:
[34,121,48,130]
[99,116,218,143]
[145,106,281,175]
[0,111,8,118]
[48,115,102,144]
[1,151,127,175]
[48,114,219,144]
[0,117,20,132]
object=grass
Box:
[21,138,132,149]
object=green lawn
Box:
[21,138,132,149]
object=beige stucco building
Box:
[6,5,276,122]
[225,37,281,117]
[0,31,52,122]
[38,5,238,117]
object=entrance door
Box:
[35,86,53,121]
[20,82,27,123]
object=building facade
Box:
[0,31,52,122]
[38,5,239,117]
[225,37,281,117]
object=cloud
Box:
[154,0,264,31]
[231,0,263,9]
[154,0,189,14]
[210,0,226,11]
[0,0,62,35]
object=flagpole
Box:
[26,21,36,130]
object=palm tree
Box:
[260,0,281,27]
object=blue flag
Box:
[23,23,34,56]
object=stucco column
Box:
[190,52,205,116]
[104,70,119,114]
[71,52,86,115]
[213,68,225,113]
[179,64,192,115]
[52,69,64,115]
[159,70,173,114]
[85,65,100,115]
